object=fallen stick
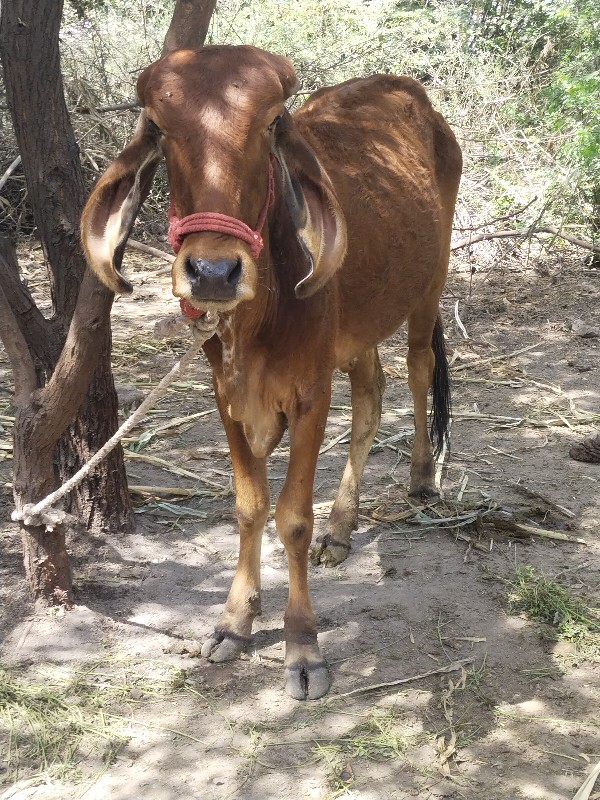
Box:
[452,341,544,372]
[320,426,352,454]
[127,239,175,263]
[455,531,489,553]
[486,512,586,545]
[125,450,226,490]
[371,506,421,523]
[511,522,586,545]
[325,656,475,700]
[572,758,600,800]
[128,485,202,497]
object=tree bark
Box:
[2,2,85,322]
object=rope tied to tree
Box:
[11,312,220,530]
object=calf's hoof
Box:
[285,658,330,700]
[201,629,249,662]
[310,534,351,567]
[408,484,439,503]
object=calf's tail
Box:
[430,314,451,457]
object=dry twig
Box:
[325,657,475,700]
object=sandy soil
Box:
[1,243,599,800]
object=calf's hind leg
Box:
[312,347,385,567]
[407,301,450,499]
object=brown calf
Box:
[81,45,462,700]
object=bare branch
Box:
[0,154,22,192]
[73,100,139,114]
[451,227,600,253]
[451,229,527,250]
[454,197,538,232]
[537,226,600,253]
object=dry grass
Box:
[507,566,600,663]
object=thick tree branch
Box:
[162,0,217,55]
[35,270,114,451]
[0,237,60,368]
[0,279,37,404]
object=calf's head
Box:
[81,46,347,312]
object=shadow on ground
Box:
[1,252,599,799]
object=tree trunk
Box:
[0,0,133,604]
[162,0,217,55]
[0,0,217,605]
[57,335,132,535]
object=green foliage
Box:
[546,71,600,203]
[4,0,597,242]
[67,0,107,20]
[464,0,600,219]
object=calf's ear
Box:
[81,113,161,294]
[274,112,347,299]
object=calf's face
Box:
[140,49,294,312]
[81,46,347,310]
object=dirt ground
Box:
[1,242,599,800]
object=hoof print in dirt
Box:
[285,660,330,700]
[201,630,250,663]
[569,433,600,464]
[164,639,202,657]
[310,534,351,567]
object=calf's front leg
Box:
[201,380,269,663]
[276,385,331,700]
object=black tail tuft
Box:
[430,315,452,457]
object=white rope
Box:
[12,312,219,529]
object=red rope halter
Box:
[168,158,275,259]
[169,158,275,319]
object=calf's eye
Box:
[147,117,164,137]
[267,115,282,133]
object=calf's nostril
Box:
[185,256,202,281]
[184,256,242,300]
[226,257,242,286]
